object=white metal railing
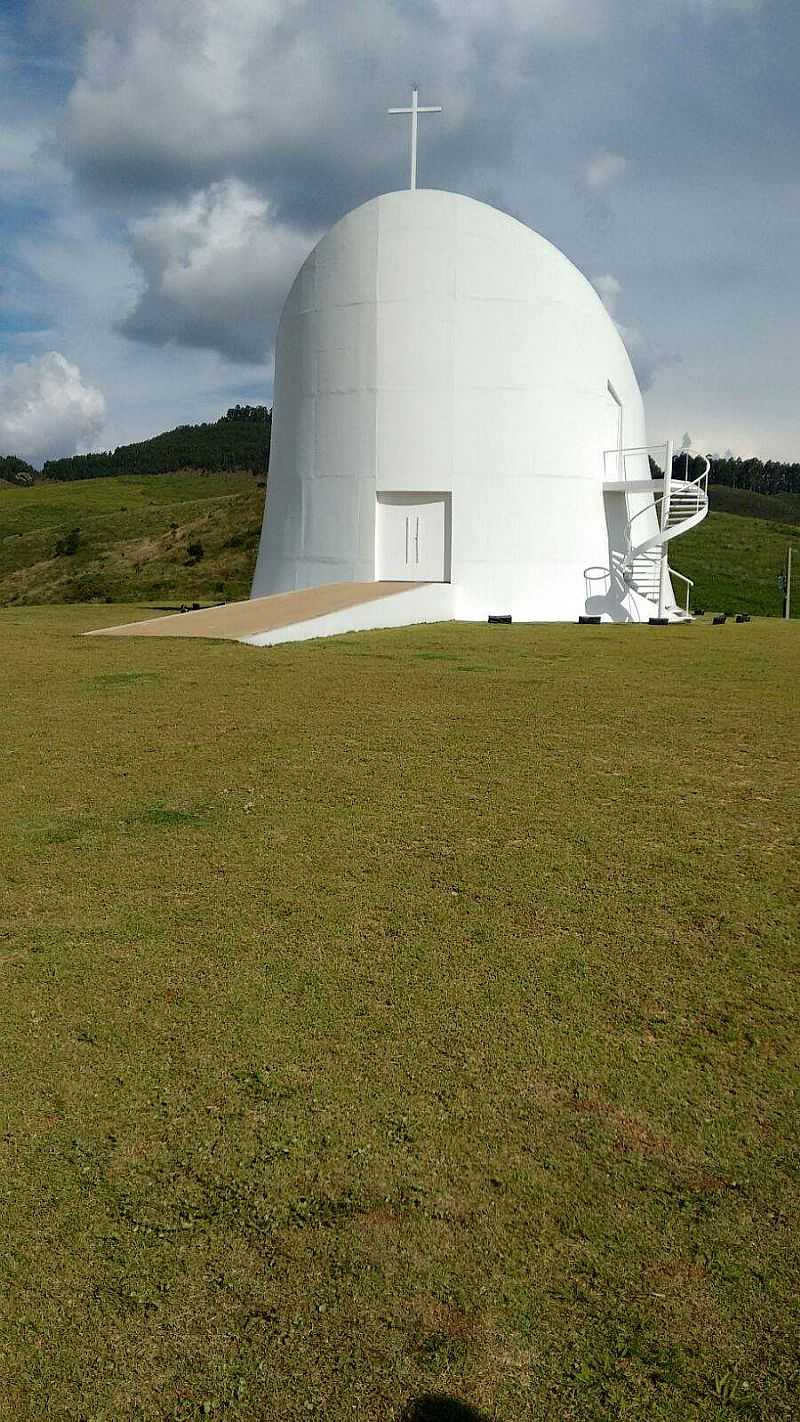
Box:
[625,460,709,555]
[679,451,710,493]
[602,442,670,483]
[603,446,710,497]
[667,567,694,616]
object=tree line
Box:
[2,410,799,495]
[38,406,271,481]
[674,452,800,497]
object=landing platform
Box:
[87,581,447,645]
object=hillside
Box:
[0,471,264,606]
[0,472,797,614]
[708,483,800,525]
[673,494,797,619]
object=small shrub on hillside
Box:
[186,541,204,564]
[224,527,260,550]
[54,528,80,557]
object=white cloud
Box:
[120,179,314,362]
[584,151,627,190]
[591,273,678,392]
[591,273,622,315]
[0,352,105,466]
[57,0,621,215]
[52,0,632,368]
[0,126,42,176]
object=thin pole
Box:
[410,87,418,190]
[658,438,674,621]
[787,546,793,620]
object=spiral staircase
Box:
[603,446,710,621]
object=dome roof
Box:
[281,188,634,382]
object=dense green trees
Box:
[39,406,271,481]
[675,452,800,496]
[0,456,35,486]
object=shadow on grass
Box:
[398,1396,493,1422]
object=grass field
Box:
[2,606,798,1421]
[1,474,798,618]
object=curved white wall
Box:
[252,189,658,622]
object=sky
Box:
[1,0,798,466]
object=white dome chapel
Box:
[249,187,706,635]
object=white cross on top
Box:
[388,86,443,191]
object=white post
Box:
[657,438,674,621]
[787,546,793,620]
[410,86,418,191]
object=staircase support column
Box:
[657,438,674,621]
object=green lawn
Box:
[1,607,798,1421]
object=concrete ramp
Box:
[88,580,453,645]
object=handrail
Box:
[603,445,710,490]
[626,470,708,551]
[667,566,694,615]
[671,453,710,502]
[602,442,669,482]
[603,442,671,459]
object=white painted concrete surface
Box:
[244,582,454,647]
[253,188,670,626]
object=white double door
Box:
[376,492,449,582]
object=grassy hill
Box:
[2,606,798,1418]
[1,472,797,614]
[0,470,264,606]
[708,484,800,526]
[664,483,798,619]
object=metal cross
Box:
[388,86,442,191]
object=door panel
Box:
[376,492,451,582]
